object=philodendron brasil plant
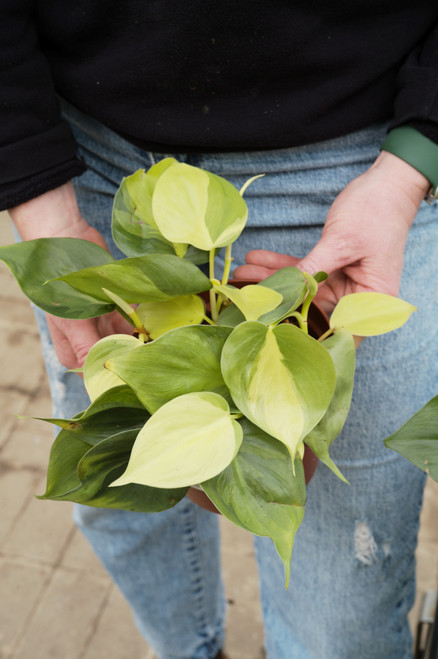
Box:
[0,158,417,586]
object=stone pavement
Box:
[0,212,437,659]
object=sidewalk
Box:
[0,212,437,659]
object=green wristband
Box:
[380,126,438,202]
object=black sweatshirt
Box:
[1,0,438,209]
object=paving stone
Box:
[81,586,147,659]
[0,470,37,547]
[1,475,75,564]
[13,568,110,659]
[0,211,13,242]
[220,518,264,659]
[0,262,24,302]
[0,558,51,659]
[0,327,44,394]
[0,389,32,450]
[0,425,53,474]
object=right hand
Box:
[9,181,132,369]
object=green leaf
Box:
[53,254,212,303]
[213,283,283,322]
[37,429,91,500]
[384,395,438,482]
[182,245,210,265]
[36,385,187,511]
[110,392,243,489]
[36,385,149,445]
[330,292,416,336]
[137,294,205,339]
[202,418,306,587]
[112,160,184,257]
[304,329,355,482]
[83,335,143,402]
[76,429,143,496]
[38,427,187,511]
[106,324,233,413]
[0,238,115,318]
[85,481,188,512]
[152,161,248,250]
[313,271,328,283]
[221,321,336,459]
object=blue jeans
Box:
[34,100,438,659]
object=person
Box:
[1,3,438,658]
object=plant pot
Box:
[187,280,329,514]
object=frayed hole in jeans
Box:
[354,521,378,566]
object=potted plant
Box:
[0,158,417,586]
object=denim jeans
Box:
[33,100,438,659]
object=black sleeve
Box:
[389,22,438,143]
[0,1,85,211]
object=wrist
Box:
[371,150,431,208]
[9,181,87,241]
[380,126,438,203]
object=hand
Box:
[46,312,132,370]
[234,151,430,316]
[9,182,132,368]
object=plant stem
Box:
[298,272,319,334]
[286,311,308,333]
[202,314,215,326]
[209,248,218,322]
[317,328,334,343]
[222,244,233,285]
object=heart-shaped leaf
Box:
[330,292,416,336]
[137,294,205,339]
[37,428,187,511]
[110,392,243,489]
[0,238,114,318]
[202,418,306,587]
[152,161,248,250]
[214,283,283,321]
[83,334,142,402]
[304,329,355,482]
[106,324,233,413]
[36,387,187,511]
[384,394,438,481]
[221,321,336,459]
[52,254,212,303]
[112,160,183,257]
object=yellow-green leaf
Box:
[83,334,141,401]
[214,283,283,321]
[221,322,336,460]
[137,294,205,339]
[330,292,416,336]
[152,161,248,250]
[110,392,242,488]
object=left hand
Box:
[233,151,430,316]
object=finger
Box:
[47,316,101,369]
[98,310,134,337]
[294,235,351,278]
[233,264,274,281]
[46,315,78,369]
[245,249,299,268]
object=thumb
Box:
[295,235,350,278]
